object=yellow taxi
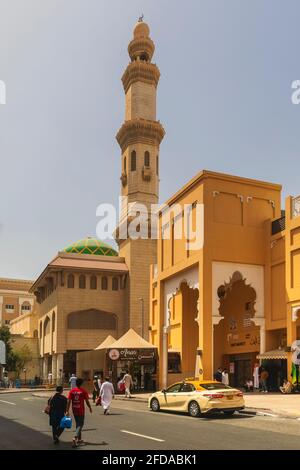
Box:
[148,379,245,417]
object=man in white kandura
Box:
[100,377,115,415]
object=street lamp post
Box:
[139,298,144,338]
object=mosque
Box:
[4,20,300,390]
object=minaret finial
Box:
[138,14,144,22]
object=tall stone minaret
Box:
[116,20,165,338]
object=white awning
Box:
[257,349,287,360]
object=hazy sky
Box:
[0,0,299,280]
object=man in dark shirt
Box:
[214,367,223,382]
[48,386,67,444]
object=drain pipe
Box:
[162,325,169,390]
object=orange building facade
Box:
[150,171,300,389]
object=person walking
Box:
[122,370,133,398]
[48,385,67,444]
[100,377,115,415]
[92,376,100,404]
[260,368,269,393]
[69,373,77,389]
[253,363,260,390]
[214,367,223,382]
[66,378,92,447]
[222,368,229,386]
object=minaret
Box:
[116,20,165,338]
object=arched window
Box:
[131,151,136,171]
[112,277,119,291]
[79,274,86,289]
[144,151,150,167]
[90,275,97,290]
[124,156,127,173]
[156,155,159,175]
[67,274,74,288]
[52,312,56,333]
[39,322,42,339]
[101,276,108,290]
[43,317,50,336]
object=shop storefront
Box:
[107,346,157,391]
[76,329,158,393]
[107,329,157,392]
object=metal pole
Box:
[141,298,144,338]
[139,298,144,338]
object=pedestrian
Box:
[260,368,269,393]
[92,376,100,404]
[69,373,77,389]
[66,378,92,447]
[122,370,133,398]
[48,372,53,385]
[3,374,9,389]
[222,368,229,386]
[48,385,67,444]
[253,363,260,390]
[244,379,254,392]
[214,367,223,382]
[280,379,293,394]
[100,377,115,415]
[97,375,103,391]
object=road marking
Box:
[120,430,165,442]
[0,399,16,405]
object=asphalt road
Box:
[0,392,300,450]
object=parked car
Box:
[149,379,244,417]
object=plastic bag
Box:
[60,416,72,429]
[95,396,102,406]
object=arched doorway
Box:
[214,271,260,387]
[162,266,200,387]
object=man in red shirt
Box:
[66,378,92,447]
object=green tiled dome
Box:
[63,237,118,256]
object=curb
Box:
[0,388,46,394]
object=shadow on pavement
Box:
[0,415,70,450]
[157,410,255,421]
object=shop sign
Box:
[108,348,156,361]
[108,349,120,361]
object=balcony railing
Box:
[292,195,300,219]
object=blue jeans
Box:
[261,379,268,392]
[74,415,84,440]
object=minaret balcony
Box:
[116,118,165,153]
[122,60,160,93]
[142,166,151,181]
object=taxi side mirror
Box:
[162,389,166,394]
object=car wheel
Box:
[188,400,201,417]
[150,398,160,412]
[223,410,235,416]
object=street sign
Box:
[0,340,6,364]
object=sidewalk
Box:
[30,390,300,419]
[0,387,46,394]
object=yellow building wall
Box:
[151,171,283,387]
[285,196,300,374]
